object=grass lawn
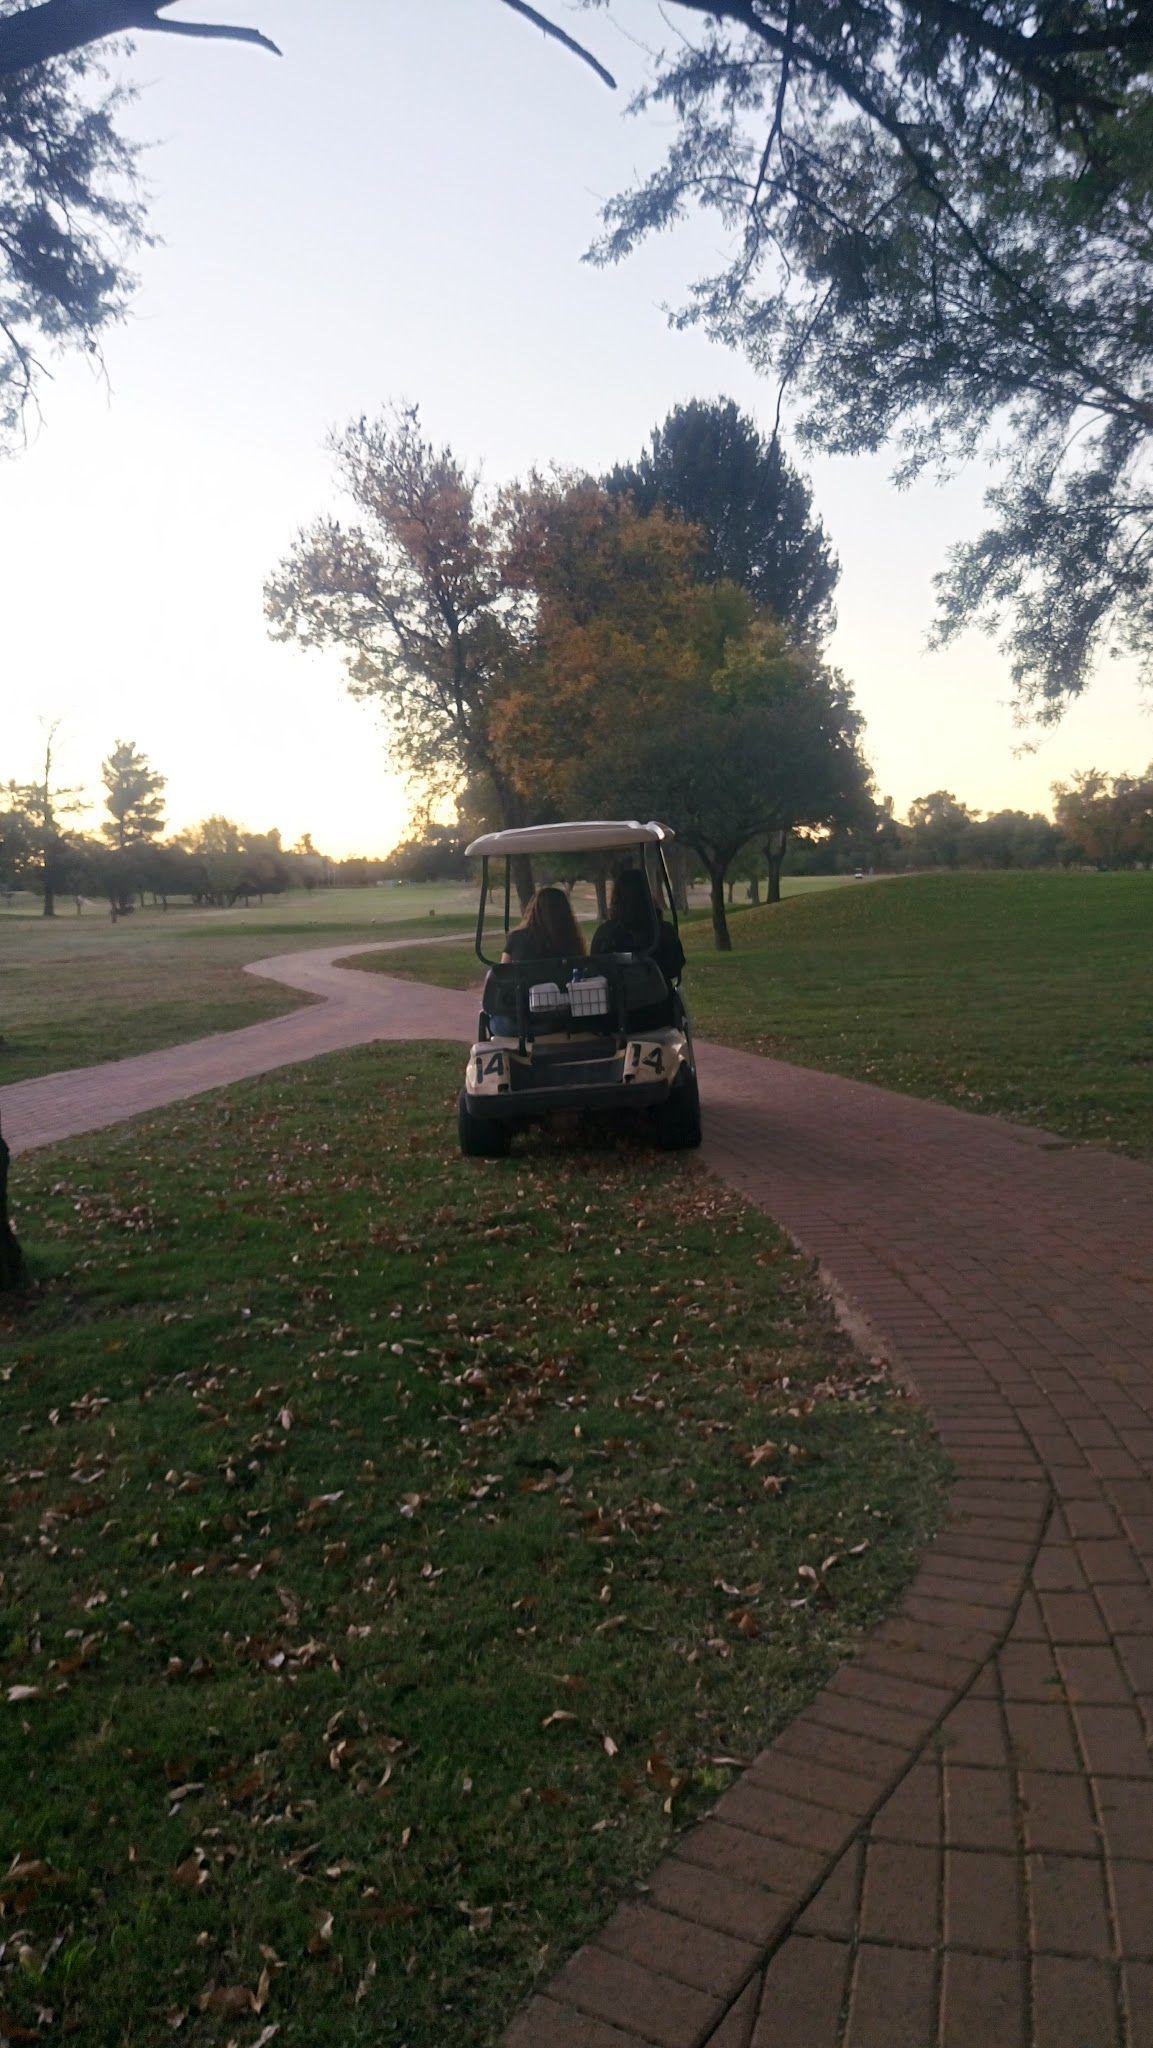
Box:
[0,889,474,1086]
[0,1044,944,2047]
[350,872,1153,1156]
[0,880,847,1089]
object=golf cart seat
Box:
[481,955,675,1039]
[480,961,582,1041]
[598,953,677,1031]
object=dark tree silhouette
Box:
[606,399,839,640]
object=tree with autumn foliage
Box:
[491,477,870,946]
[490,474,727,810]
[265,407,544,902]
[1053,766,1153,868]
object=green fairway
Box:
[0,1045,943,2047]
[354,873,1153,1156]
[0,887,474,1085]
[0,878,846,1087]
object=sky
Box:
[1,0,1149,856]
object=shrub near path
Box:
[0,1045,943,2047]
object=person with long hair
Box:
[500,885,586,964]
[591,867,685,984]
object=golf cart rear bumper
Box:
[466,1079,673,1119]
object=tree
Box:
[569,659,870,947]
[572,0,1153,718]
[906,791,977,869]
[0,1117,22,1290]
[1053,765,1153,866]
[0,3,281,449]
[605,398,838,638]
[266,406,541,905]
[490,473,719,812]
[967,809,1061,869]
[0,786,35,897]
[14,722,83,916]
[101,738,165,851]
[0,30,143,447]
[484,471,869,945]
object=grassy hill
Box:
[689,872,1152,1154]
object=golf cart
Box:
[457,820,702,1158]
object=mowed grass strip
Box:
[357,873,1153,1155]
[0,896,473,1084]
[0,1045,944,2047]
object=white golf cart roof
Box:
[466,820,673,857]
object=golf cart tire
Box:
[655,1068,702,1151]
[458,1092,512,1159]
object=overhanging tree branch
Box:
[498,0,616,87]
[0,1,280,77]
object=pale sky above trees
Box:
[1,0,1149,855]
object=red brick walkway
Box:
[5,951,1153,2047]
[514,1047,1153,2048]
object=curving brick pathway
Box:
[4,948,1153,2047]
[0,937,477,1155]
[517,1052,1153,2048]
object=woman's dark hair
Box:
[516,885,586,957]
[608,867,658,938]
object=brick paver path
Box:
[5,949,1153,2046]
[0,938,476,1154]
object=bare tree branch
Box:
[0,1,279,78]
[499,0,616,87]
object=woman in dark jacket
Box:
[591,868,685,984]
[500,886,585,965]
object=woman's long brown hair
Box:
[515,885,586,957]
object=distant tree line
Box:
[0,738,424,915]
[779,773,1153,883]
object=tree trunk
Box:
[765,826,789,905]
[511,854,535,911]
[0,1120,25,1292]
[749,876,760,904]
[709,869,733,951]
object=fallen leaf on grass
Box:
[197,1985,257,2018]
[541,1711,577,1730]
[5,1687,44,1705]
[173,1850,209,1892]
[356,1903,417,1926]
[307,1911,334,1954]
[5,1859,56,1886]
[0,2017,42,2043]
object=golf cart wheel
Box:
[458,1091,512,1159]
[654,1067,702,1151]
